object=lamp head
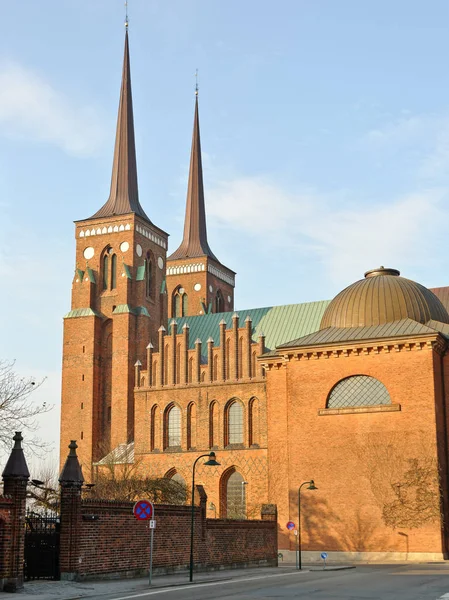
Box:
[204,451,220,466]
[307,480,317,490]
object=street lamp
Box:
[297,480,317,570]
[189,452,220,582]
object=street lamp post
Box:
[297,480,317,570]
[189,452,220,582]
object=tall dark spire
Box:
[90,31,151,223]
[168,95,217,261]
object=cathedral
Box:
[60,31,449,562]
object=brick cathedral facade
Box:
[61,32,449,561]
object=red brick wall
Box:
[61,493,277,579]
[265,338,447,556]
[0,495,13,588]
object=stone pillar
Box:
[171,319,178,385]
[158,326,166,386]
[195,339,202,383]
[182,323,190,384]
[232,313,239,380]
[134,360,142,387]
[219,319,226,381]
[245,316,253,379]
[147,342,153,386]
[1,432,30,592]
[207,338,214,382]
[59,440,84,581]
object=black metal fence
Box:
[24,509,60,580]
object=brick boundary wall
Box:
[0,495,14,591]
[60,486,277,580]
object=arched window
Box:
[225,338,231,379]
[248,397,260,446]
[251,351,257,378]
[102,254,109,290]
[238,337,243,379]
[172,287,188,318]
[327,375,391,409]
[165,469,187,504]
[111,254,117,290]
[209,401,219,448]
[150,404,161,451]
[225,400,244,446]
[187,402,197,450]
[165,404,182,448]
[220,468,246,519]
[215,290,224,313]
[146,254,154,298]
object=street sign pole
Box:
[149,520,156,585]
[294,530,299,570]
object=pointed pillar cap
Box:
[158,325,166,333]
[207,337,214,344]
[147,342,154,349]
[2,432,30,479]
[182,323,190,330]
[59,440,84,486]
[245,315,252,322]
[195,338,202,345]
[134,360,142,367]
[219,319,227,326]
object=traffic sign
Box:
[133,500,154,521]
[320,552,328,560]
[286,521,295,530]
[149,520,156,529]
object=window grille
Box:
[228,402,243,444]
[327,375,391,409]
[167,406,181,447]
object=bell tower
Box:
[166,92,235,318]
[60,30,168,471]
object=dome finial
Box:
[364,266,400,278]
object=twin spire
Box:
[91,31,216,263]
[90,31,151,223]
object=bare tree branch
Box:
[0,359,52,453]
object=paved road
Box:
[19,565,449,600]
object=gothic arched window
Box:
[215,290,224,313]
[102,254,109,290]
[225,400,244,446]
[145,252,154,299]
[111,254,117,290]
[220,468,246,519]
[172,287,188,318]
[166,405,181,448]
[327,375,391,409]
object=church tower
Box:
[60,30,168,471]
[166,93,235,318]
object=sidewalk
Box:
[15,566,304,599]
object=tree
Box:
[0,360,51,452]
[27,462,59,512]
[89,442,188,504]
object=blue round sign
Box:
[320,552,328,560]
[286,521,295,531]
[133,500,154,521]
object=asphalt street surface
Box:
[76,564,449,600]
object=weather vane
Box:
[195,69,199,96]
[125,0,129,29]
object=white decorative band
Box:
[79,223,131,237]
[208,264,235,286]
[135,225,167,249]
[167,263,206,276]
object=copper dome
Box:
[320,267,449,329]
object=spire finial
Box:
[125,0,129,29]
[195,68,199,96]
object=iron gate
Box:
[24,510,60,580]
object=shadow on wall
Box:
[292,492,390,553]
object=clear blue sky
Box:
[0,0,448,459]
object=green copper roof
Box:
[64,307,103,319]
[176,300,330,357]
[113,304,150,317]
